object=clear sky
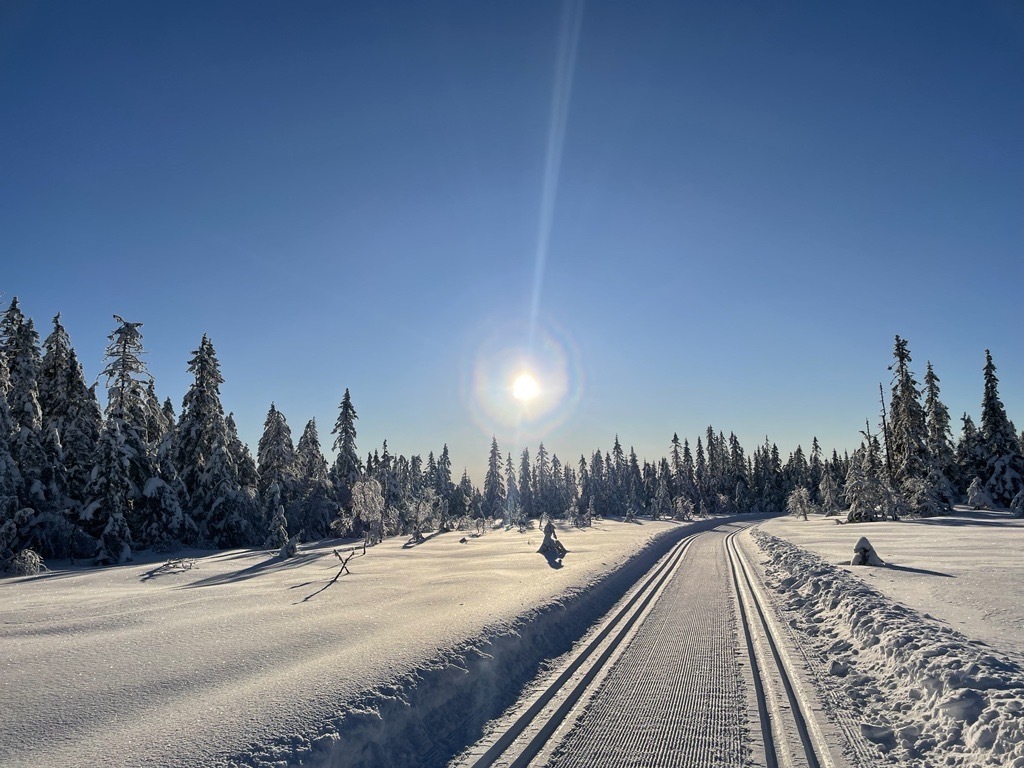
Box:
[2,1,1022,482]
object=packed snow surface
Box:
[753,508,1024,768]
[1,519,688,767]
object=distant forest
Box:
[1,297,1022,570]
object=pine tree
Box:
[225,413,259,489]
[330,388,361,505]
[518,448,534,521]
[262,482,289,548]
[139,427,196,548]
[293,419,337,539]
[435,444,454,529]
[923,362,956,508]
[257,403,296,499]
[175,336,259,547]
[81,419,133,564]
[955,413,986,496]
[504,452,522,528]
[979,350,1024,506]
[888,336,928,497]
[482,436,505,519]
[99,316,159,541]
[39,318,99,526]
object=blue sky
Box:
[2,1,1022,481]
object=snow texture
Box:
[1,519,698,767]
[754,521,1024,767]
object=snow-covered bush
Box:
[786,487,816,520]
[6,548,43,576]
[967,477,993,510]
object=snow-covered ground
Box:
[752,508,1024,767]
[1,518,701,768]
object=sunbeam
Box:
[529,0,586,350]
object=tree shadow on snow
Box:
[182,552,322,588]
[884,563,954,578]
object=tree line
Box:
[2,297,1021,570]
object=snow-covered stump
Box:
[851,536,884,566]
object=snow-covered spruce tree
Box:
[955,414,986,498]
[651,472,672,520]
[504,452,523,529]
[517,447,534,522]
[845,428,900,523]
[329,388,361,510]
[434,444,454,528]
[39,317,101,539]
[292,419,337,539]
[818,465,843,516]
[482,436,505,519]
[922,362,956,508]
[99,316,161,542]
[262,481,289,548]
[0,363,26,559]
[256,403,297,531]
[225,412,259,489]
[81,419,133,564]
[257,403,295,497]
[887,336,930,508]
[2,305,62,554]
[979,350,1024,506]
[138,427,196,549]
[175,335,260,547]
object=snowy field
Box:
[1,518,708,768]
[759,508,1024,657]
[753,508,1024,767]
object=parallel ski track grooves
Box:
[726,530,822,768]
[467,532,701,768]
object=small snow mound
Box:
[851,536,884,566]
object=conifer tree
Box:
[293,418,336,539]
[888,336,929,502]
[330,388,361,504]
[175,335,259,546]
[262,482,289,548]
[518,447,534,521]
[923,362,956,507]
[979,350,1024,506]
[482,436,505,519]
[504,452,522,528]
[81,419,133,564]
[257,403,296,499]
[225,413,259,489]
[955,414,986,495]
[99,315,159,540]
[39,317,99,524]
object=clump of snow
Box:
[754,530,1024,767]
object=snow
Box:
[7,508,1024,767]
[0,518,694,767]
[751,508,1024,767]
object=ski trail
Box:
[543,526,751,768]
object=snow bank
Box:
[754,530,1024,767]
[1,517,734,767]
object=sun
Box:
[512,372,540,402]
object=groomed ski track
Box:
[457,522,849,768]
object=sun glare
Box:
[512,373,540,402]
